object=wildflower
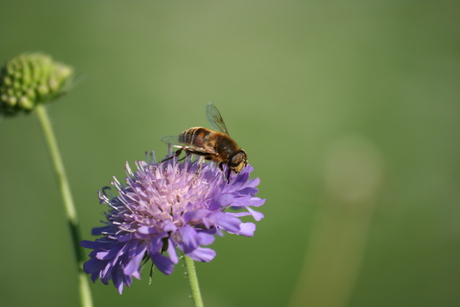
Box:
[81,152,265,293]
[0,53,73,117]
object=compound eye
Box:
[229,151,247,173]
[230,152,243,167]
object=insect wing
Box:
[206,102,230,135]
[160,135,186,150]
[160,134,217,155]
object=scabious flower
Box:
[0,53,73,117]
[81,152,265,294]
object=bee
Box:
[161,102,248,179]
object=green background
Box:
[1,2,459,307]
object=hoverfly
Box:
[161,102,248,180]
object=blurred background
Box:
[1,1,459,307]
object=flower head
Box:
[81,152,265,293]
[0,53,73,117]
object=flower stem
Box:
[183,254,204,307]
[35,104,93,307]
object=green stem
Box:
[183,254,204,307]
[35,104,93,307]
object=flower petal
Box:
[197,231,215,246]
[186,247,216,262]
[150,252,175,275]
[207,212,241,233]
[249,197,266,207]
[83,257,106,275]
[238,187,259,196]
[166,238,179,264]
[237,222,256,237]
[123,242,147,278]
[246,207,264,221]
[177,224,200,254]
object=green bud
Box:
[0,53,74,117]
[18,96,33,110]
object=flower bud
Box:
[0,53,73,117]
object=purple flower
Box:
[81,152,265,293]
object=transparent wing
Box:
[206,102,229,135]
[160,134,217,155]
[160,135,183,148]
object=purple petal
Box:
[117,233,133,243]
[83,257,106,274]
[91,226,113,236]
[247,207,264,221]
[208,194,234,210]
[138,226,156,234]
[162,219,177,232]
[238,187,259,196]
[207,212,241,233]
[166,238,179,264]
[81,240,102,249]
[246,177,260,188]
[249,197,266,207]
[177,224,200,253]
[237,222,256,237]
[183,209,210,224]
[148,236,165,254]
[225,196,252,208]
[227,212,250,218]
[112,266,127,294]
[96,243,124,260]
[186,247,216,262]
[123,243,147,278]
[150,253,175,275]
[197,232,215,246]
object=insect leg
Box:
[177,151,188,162]
[195,156,205,176]
[161,148,183,162]
[217,162,230,183]
[226,166,232,183]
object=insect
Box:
[161,102,248,180]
